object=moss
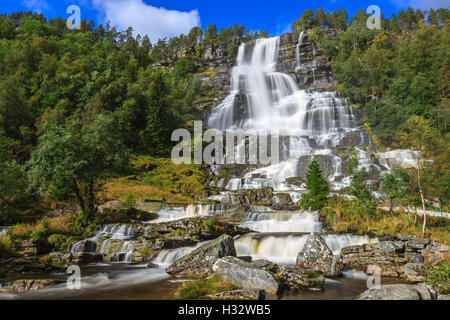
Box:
[176,273,238,299]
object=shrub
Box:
[177,273,237,299]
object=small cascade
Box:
[240,210,322,233]
[153,243,205,267]
[235,233,378,265]
[295,31,304,70]
[109,242,134,263]
[312,45,317,84]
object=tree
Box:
[299,159,330,211]
[204,25,217,44]
[28,113,129,221]
[380,172,406,212]
[395,116,439,236]
[145,71,170,155]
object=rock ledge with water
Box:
[166,235,236,278]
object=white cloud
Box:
[390,0,449,10]
[22,0,50,13]
[92,0,201,42]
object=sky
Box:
[1,0,449,42]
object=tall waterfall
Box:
[207,36,369,191]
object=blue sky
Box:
[1,0,448,41]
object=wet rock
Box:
[296,233,342,277]
[403,263,425,282]
[278,268,325,291]
[358,284,436,300]
[201,289,266,300]
[166,235,236,278]
[13,279,65,292]
[212,256,280,294]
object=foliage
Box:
[176,273,238,299]
[28,113,129,218]
[299,159,330,211]
[380,172,406,211]
[422,262,450,294]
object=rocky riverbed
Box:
[1,203,448,300]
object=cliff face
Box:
[278,32,336,92]
[191,31,339,116]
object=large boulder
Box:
[166,235,236,278]
[201,289,265,300]
[212,256,280,294]
[358,284,436,300]
[278,268,325,291]
[296,233,342,277]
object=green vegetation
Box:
[422,262,450,294]
[176,273,238,299]
[299,159,330,211]
[322,197,450,245]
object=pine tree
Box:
[299,159,330,211]
[145,72,169,156]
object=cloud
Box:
[22,0,50,13]
[390,0,449,10]
[92,0,200,42]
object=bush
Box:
[423,263,450,294]
[177,273,237,299]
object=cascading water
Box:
[235,233,379,265]
[295,31,304,70]
[207,36,369,191]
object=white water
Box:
[207,36,368,191]
[235,233,378,265]
[295,31,304,70]
[240,210,322,233]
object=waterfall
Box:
[295,31,304,70]
[207,36,367,191]
[235,233,378,265]
[240,210,322,233]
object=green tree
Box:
[380,172,406,212]
[28,113,129,221]
[299,159,330,211]
[395,116,439,236]
[204,25,218,44]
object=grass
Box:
[103,155,210,204]
[322,199,450,245]
[176,273,238,299]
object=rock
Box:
[166,235,236,278]
[406,238,430,251]
[296,233,342,277]
[19,240,49,256]
[13,279,65,292]
[212,257,280,294]
[278,268,325,291]
[49,251,103,266]
[438,294,450,300]
[358,284,436,300]
[403,263,425,282]
[250,260,281,275]
[201,289,266,300]
[0,256,64,275]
